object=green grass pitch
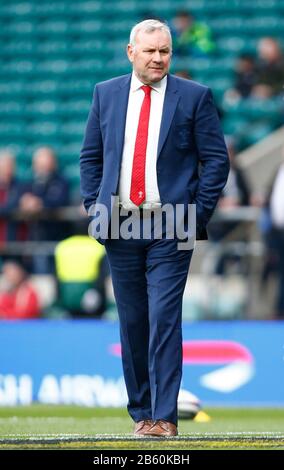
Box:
[0,406,284,450]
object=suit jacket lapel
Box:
[112,73,179,166]
[157,74,180,158]
[113,74,131,168]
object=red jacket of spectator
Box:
[0,282,40,320]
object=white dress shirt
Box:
[118,72,167,209]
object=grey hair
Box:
[129,19,172,49]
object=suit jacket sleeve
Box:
[193,87,230,232]
[80,85,103,213]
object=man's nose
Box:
[152,51,162,62]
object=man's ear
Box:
[127,44,134,63]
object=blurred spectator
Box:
[261,149,284,319]
[54,235,109,318]
[209,138,251,275]
[0,150,26,244]
[20,146,69,223]
[219,138,251,209]
[171,11,216,57]
[232,54,258,99]
[252,37,284,98]
[225,39,284,104]
[20,146,70,273]
[0,260,40,320]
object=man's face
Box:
[0,156,14,185]
[127,29,172,85]
[33,148,56,177]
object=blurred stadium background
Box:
[0,0,284,449]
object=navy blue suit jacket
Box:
[80,73,229,241]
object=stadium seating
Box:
[0,0,283,189]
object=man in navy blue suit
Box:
[80,19,229,437]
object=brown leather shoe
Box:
[134,419,154,436]
[144,420,178,437]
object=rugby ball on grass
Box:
[177,389,201,419]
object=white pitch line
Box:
[0,432,284,442]
[1,431,284,437]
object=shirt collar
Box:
[130,72,167,94]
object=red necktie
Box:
[129,85,152,206]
